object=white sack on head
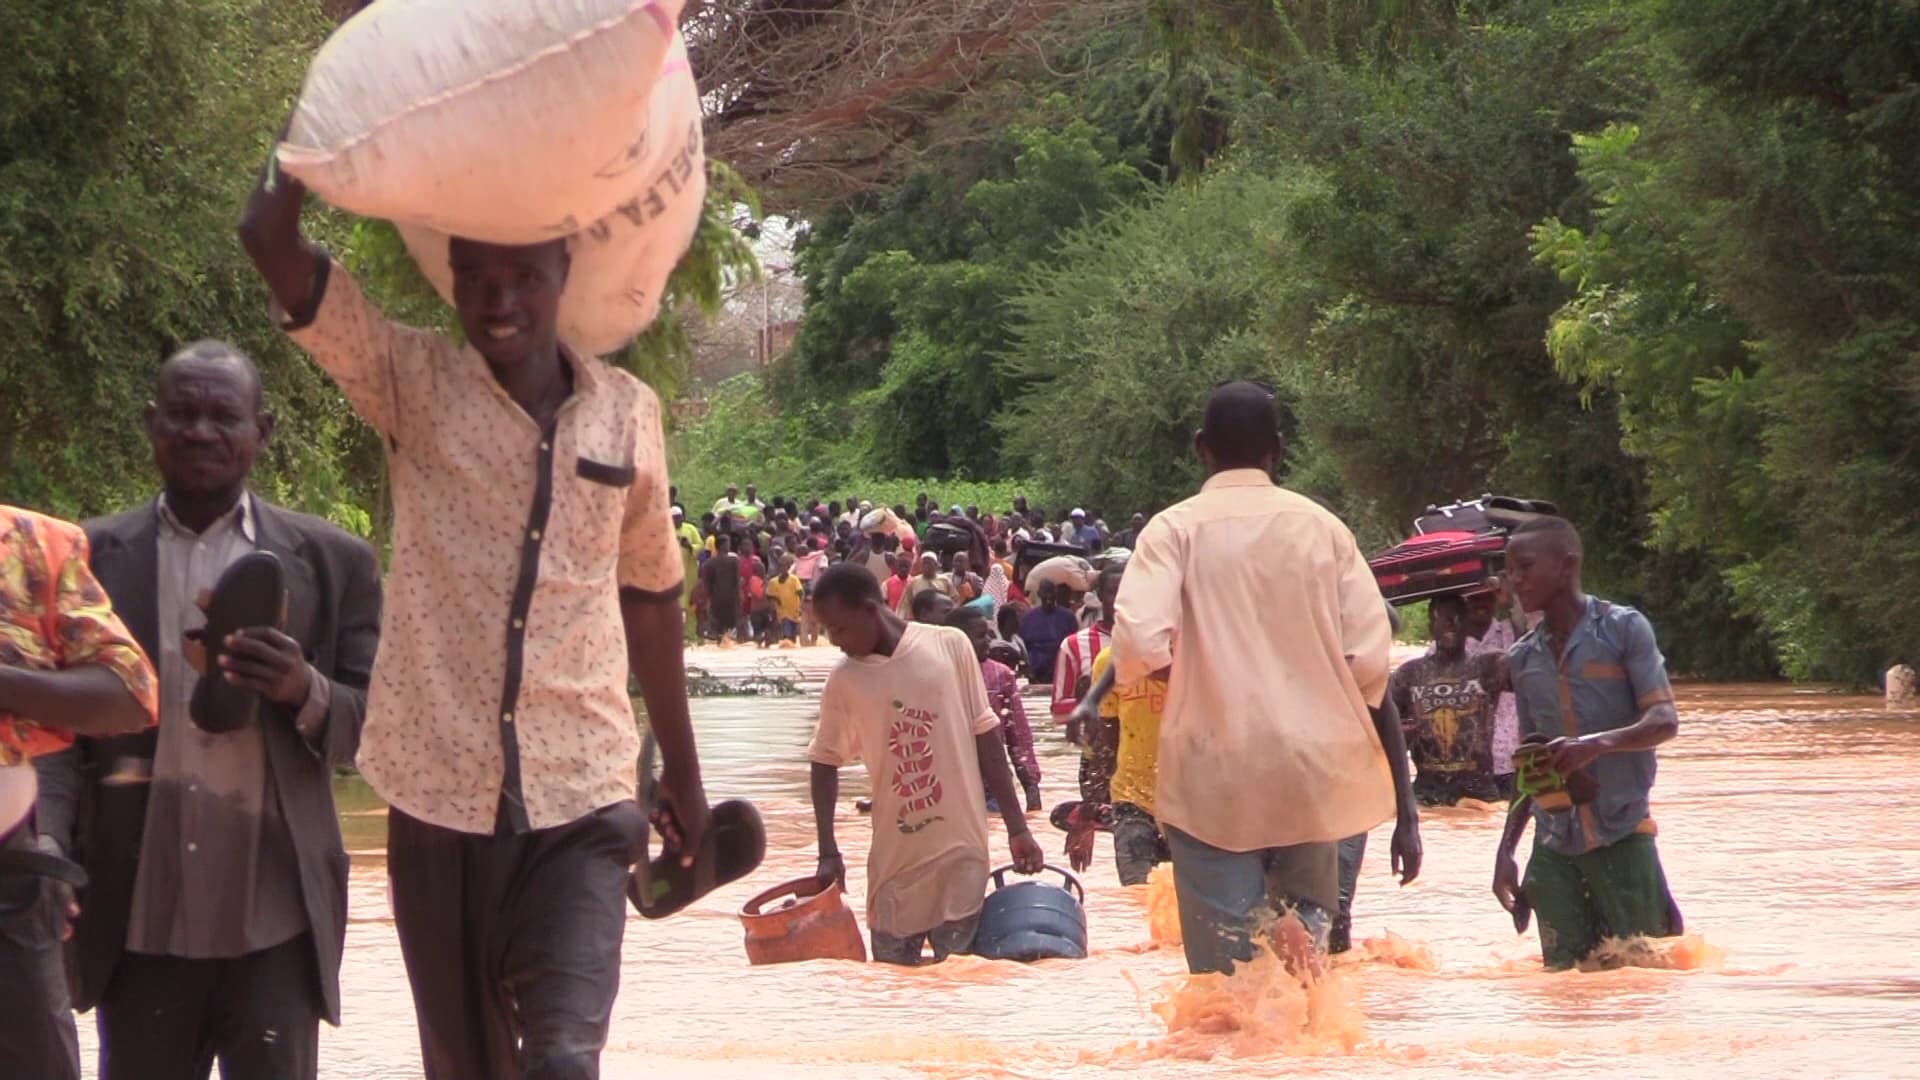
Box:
[280,0,686,245]
[397,45,705,356]
[1027,556,1094,596]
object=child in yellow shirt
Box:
[1067,646,1170,885]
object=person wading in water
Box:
[1493,516,1683,971]
[242,136,709,1078]
[1110,380,1421,978]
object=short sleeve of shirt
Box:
[1620,610,1674,711]
[52,529,159,728]
[1389,660,1414,716]
[283,259,426,438]
[1090,648,1120,720]
[950,632,1000,737]
[808,674,859,767]
[1510,642,1544,738]
[616,386,684,595]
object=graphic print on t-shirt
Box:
[1406,676,1491,767]
[888,698,946,834]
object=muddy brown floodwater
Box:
[77,645,1920,1078]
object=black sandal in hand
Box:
[627,731,766,920]
[187,551,288,734]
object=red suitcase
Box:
[1369,530,1508,606]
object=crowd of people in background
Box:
[676,484,1137,659]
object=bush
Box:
[669,373,1059,517]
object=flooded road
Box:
[79,646,1920,1078]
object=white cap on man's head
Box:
[1071,508,1086,519]
[671,506,684,519]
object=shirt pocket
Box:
[548,455,634,582]
[576,458,636,488]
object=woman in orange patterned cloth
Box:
[0,506,158,1080]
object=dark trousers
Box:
[1077,718,1120,804]
[0,823,80,1080]
[388,800,644,1080]
[97,933,321,1080]
[1524,832,1679,970]
[1111,802,1169,887]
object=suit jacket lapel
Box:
[97,504,161,662]
[252,501,319,646]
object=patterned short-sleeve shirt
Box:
[286,261,682,834]
[0,507,158,764]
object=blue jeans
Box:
[1163,825,1335,975]
[1336,832,1367,922]
[869,912,981,967]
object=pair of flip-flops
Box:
[627,731,766,919]
[183,551,289,735]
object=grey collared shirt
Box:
[1509,597,1674,857]
[126,493,324,959]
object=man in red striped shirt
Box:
[1053,566,1121,802]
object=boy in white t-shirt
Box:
[808,564,1045,965]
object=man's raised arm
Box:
[238,138,325,322]
[238,131,408,436]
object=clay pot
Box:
[740,877,867,965]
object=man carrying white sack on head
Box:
[240,80,711,1080]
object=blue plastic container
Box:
[972,864,1088,962]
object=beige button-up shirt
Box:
[131,493,314,957]
[286,261,682,834]
[1111,470,1395,852]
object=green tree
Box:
[999,168,1322,515]
[0,0,372,527]
[780,119,1146,477]
[1537,0,1920,679]
[3,0,758,540]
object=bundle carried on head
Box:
[277,0,704,355]
[1026,555,1094,596]
[1370,494,1560,607]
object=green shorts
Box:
[1523,831,1680,970]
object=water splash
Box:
[1141,862,1182,948]
[1583,932,1724,972]
[1349,930,1438,971]
[1143,948,1368,1060]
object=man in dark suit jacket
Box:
[36,341,381,1080]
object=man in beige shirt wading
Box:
[1111,381,1422,977]
[241,140,709,1078]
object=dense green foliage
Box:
[679,0,1920,681]
[775,116,1153,478]
[1533,1,1920,679]
[4,0,756,541]
[2,0,371,529]
[668,374,1054,518]
[10,0,1914,680]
